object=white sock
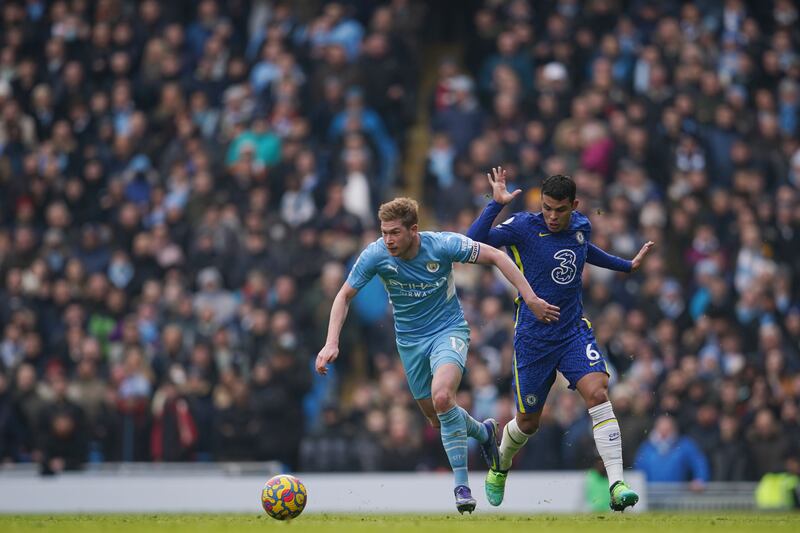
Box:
[498,418,536,471]
[588,401,624,487]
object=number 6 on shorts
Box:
[586,343,601,361]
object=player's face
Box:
[541,194,578,232]
[381,219,417,257]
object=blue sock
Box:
[459,406,488,442]
[438,406,469,487]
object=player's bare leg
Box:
[576,372,638,511]
[486,410,541,506]
[416,398,440,428]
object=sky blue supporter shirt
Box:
[346,232,481,340]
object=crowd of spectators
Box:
[0,0,799,484]
[0,0,423,472]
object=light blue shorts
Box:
[396,326,470,400]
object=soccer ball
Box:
[261,474,308,520]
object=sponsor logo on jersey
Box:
[385,264,398,274]
[426,262,440,273]
[386,277,447,297]
[539,232,551,237]
[551,249,578,285]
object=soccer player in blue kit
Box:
[316,197,560,513]
[467,168,654,511]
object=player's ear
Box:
[572,199,579,211]
[409,223,418,234]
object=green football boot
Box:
[609,480,639,511]
[484,468,508,507]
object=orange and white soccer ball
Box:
[261,474,308,520]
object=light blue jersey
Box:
[346,231,481,340]
[348,229,492,494]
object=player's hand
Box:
[487,166,522,205]
[631,241,655,272]
[525,297,560,324]
[315,343,339,375]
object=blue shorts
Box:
[396,326,470,400]
[512,319,609,413]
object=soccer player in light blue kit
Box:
[467,168,654,511]
[316,197,559,513]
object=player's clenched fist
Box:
[315,343,339,375]
[525,296,560,324]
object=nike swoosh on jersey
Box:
[589,360,604,367]
[538,232,551,237]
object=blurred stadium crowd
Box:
[0,0,799,483]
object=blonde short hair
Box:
[378,197,419,228]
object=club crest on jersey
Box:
[575,231,585,244]
[426,262,440,273]
[525,394,538,407]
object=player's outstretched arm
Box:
[586,243,633,272]
[586,241,655,273]
[475,244,560,323]
[316,282,359,375]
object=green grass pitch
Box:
[1,514,798,533]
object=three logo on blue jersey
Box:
[551,249,578,285]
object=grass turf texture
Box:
[0,514,798,533]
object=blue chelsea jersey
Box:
[490,210,591,345]
[346,231,481,340]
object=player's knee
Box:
[586,387,609,408]
[432,390,455,413]
[516,416,539,435]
